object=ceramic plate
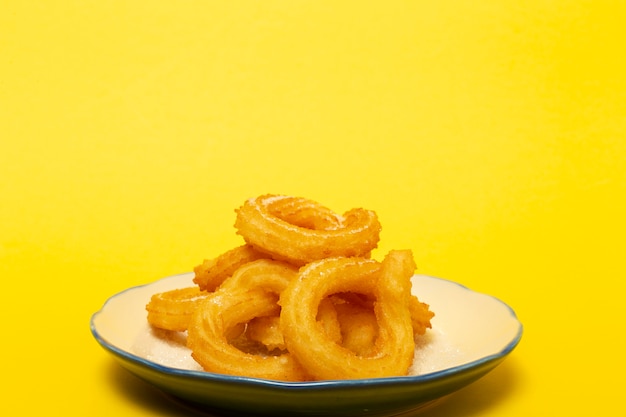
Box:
[91,273,522,417]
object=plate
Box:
[90,273,522,417]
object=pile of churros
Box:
[146,194,434,381]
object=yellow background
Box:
[2,1,625,416]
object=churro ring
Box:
[187,289,308,381]
[187,259,308,381]
[193,244,267,291]
[146,286,210,332]
[279,250,417,380]
[234,194,381,265]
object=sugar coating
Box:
[131,323,202,371]
[409,328,463,376]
